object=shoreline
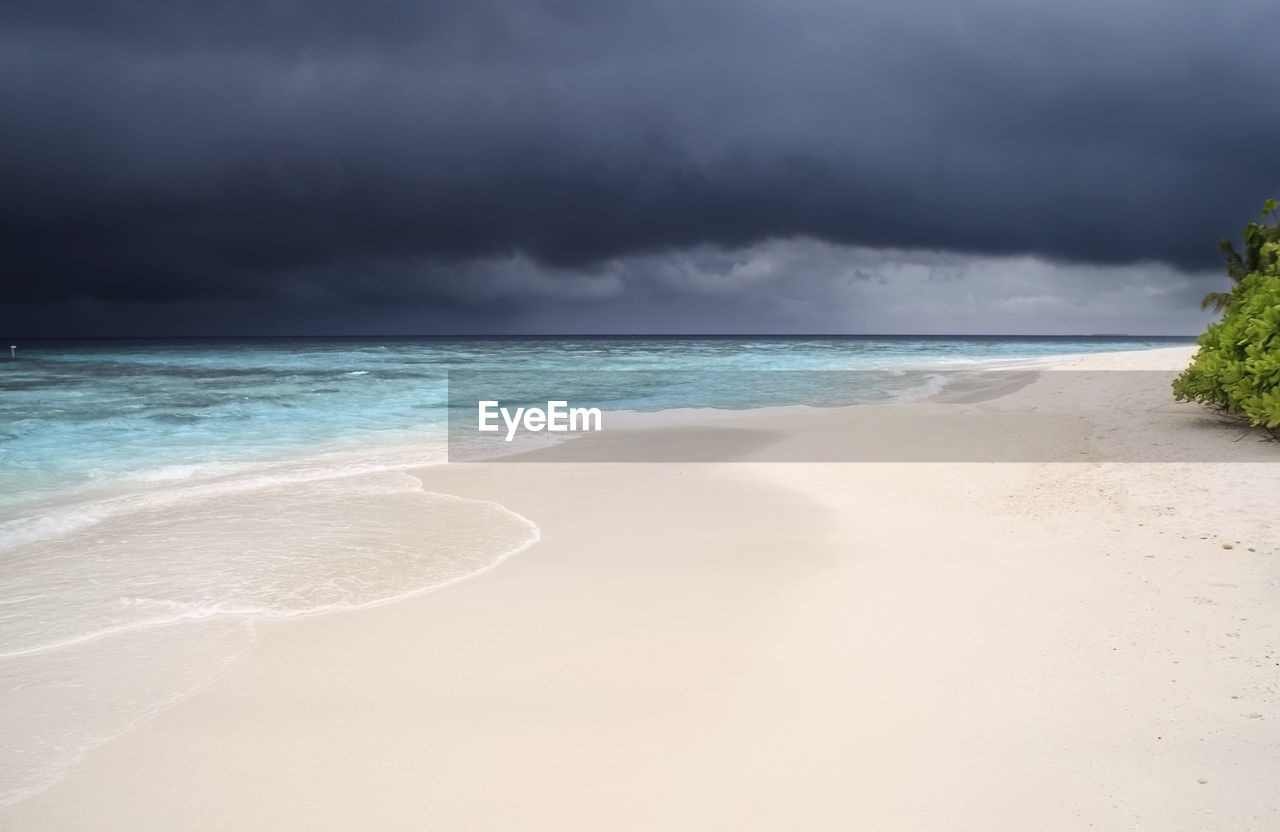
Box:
[455,344,1203,461]
[481,347,1269,464]
[6,343,1280,830]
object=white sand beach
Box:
[4,345,1279,831]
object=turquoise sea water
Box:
[0,334,1190,804]
[0,335,1189,514]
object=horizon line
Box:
[2,333,1200,341]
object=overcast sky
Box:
[2,0,1277,336]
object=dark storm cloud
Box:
[1,0,1277,332]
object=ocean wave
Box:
[0,436,450,552]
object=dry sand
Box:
[4,346,1279,830]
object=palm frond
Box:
[1200,291,1234,312]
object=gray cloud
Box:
[0,0,1276,334]
[4,239,1219,335]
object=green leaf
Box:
[1178,204,1280,436]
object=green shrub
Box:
[1173,201,1280,431]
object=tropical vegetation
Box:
[1172,199,1280,431]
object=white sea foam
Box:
[890,372,950,402]
[124,463,226,482]
[0,507,115,550]
[0,434,451,553]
